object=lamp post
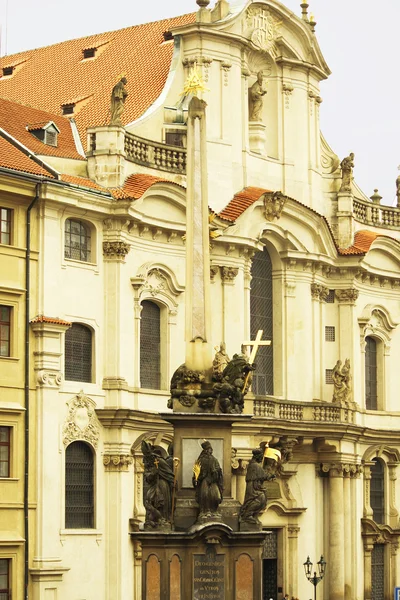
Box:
[303,555,326,600]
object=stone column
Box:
[287,526,300,598]
[388,463,399,528]
[221,266,239,352]
[343,473,352,600]
[326,464,345,600]
[363,541,373,600]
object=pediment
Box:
[135,183,186,227]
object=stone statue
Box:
[339,152,354,193]
[396,169,400,208]
[239,446,277,531]
[212,342,230,381]
[332,358,352,403]
[109,76,128,126]
[248,71,267,122]
[213,352,255,413]
[141,440,175,530]
[192,440,223,521]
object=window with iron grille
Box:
[371,544,385,600]
[0,559,10,600]
[140,301,161,389]
[64,219,91,262]
[0,306,11,357]
[365,336,377,410]
[325,326,335,342]
[250,248,273,395]
[370,458,384,524]
[0,208,11,245]
[325,369,334,384]
[165,131,185,148]
[325,289,335,303]
[65,324,93,383]
[0,427,10,478]
[65,441,94,529]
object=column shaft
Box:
[329,473,345,600]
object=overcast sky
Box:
[1,0,399,205]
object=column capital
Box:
[311,283,329,301]
[335,288,359,304]
[319,462,362,478]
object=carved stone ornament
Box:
[103,453,133,471]
[143,269,167,297]
[332,359,352,404]
[62,391,100,449]
[319,462,362,478]
[244,6,282,55]
[310,283,329,302]
[37,370,62,387]
[263,191,286,222]
[335,288,359,304]
[103,241,130,260]
[210,265,219,282]
[221,266,239,283]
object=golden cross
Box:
[242,330,271,365]
[154,458,160,469]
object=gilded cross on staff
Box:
[241,329,271,391]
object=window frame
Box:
[140,300,163,391]
[370,457,385,524]
[0,558,10,599]
[0,305,12,358]
[0,426,11,478]
[0,208,12,246]
[64,323,94,384]
[65,441,95,530]
[64,218,94,264]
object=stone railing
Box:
[124,131,187,174]
[353,198,400,229]
[252,397,355,424]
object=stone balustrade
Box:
[252,397,355,423]
[124,131,187,174]
[353,198,400,229]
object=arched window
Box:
[370,458,384,524]
[65,323,93,383]
[365,336,377,410]
[140,301,161,389]
[64,218,92,262]
[65,441,94,529]
[250,247,273,395]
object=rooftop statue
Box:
[248,71,267,122]
[109,76,128,126]
[192,440,223,522]
[339,152,355,193]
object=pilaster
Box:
[337,191,355,249]
[86,125,126,187]
[287,526,300,598]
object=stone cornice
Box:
[95,408,173,430]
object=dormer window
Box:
[2,66,14,77]
[27,121,60,147]
[83,48,96,59]
[62,104,75,116]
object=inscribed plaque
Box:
[193,548,225,600]
[182,438,224,488]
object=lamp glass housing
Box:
[317,556,326,577]
[303,556,313,578]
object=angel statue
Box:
[192,440,223,522]
[141,440,176,530]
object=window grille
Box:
[0,306,11,357]
[325,326,335,342]
[65,441,94,529]
[62,104,75,115]
[140,301,161,389]
[370,458,384,524]
[64,219,91,262]
[371,544,385,600]
[65,324,92,383]
[0,558,10,600]
[325,289,335,303]
[250,248,273,395]
[165,131,185,148]
[365,337,377,410]
[0,208,11,245]
[325,369,334,384]
[0,427,10,478]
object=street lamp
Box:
[303,555,326,600]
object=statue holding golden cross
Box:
[241,330,271,391]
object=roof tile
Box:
[0,135,54,177]
[219,187,272,222]
[338,230,379,255]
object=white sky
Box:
[1,0,399,205]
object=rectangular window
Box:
[0,306,11,357]
[0,208,11,245]
[0,558,10,599]
[0,427,10,477]
[325,369,334,384]
[325,289,335,303]
[325,326,335,342]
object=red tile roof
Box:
[61,173,111,193]
[338,230,379,255]
[0,135,55,177]
[30,315,72,326]
[0,97,82,159]
[219,187,272,222]
[0,14,196,145]
[111,173,182,200]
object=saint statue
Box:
[141,441,175,529]
[332,359,352,403]
[339,152,355,193]
[109,76,128,126]
[192,440,223,520]
[212,342,230,381]
[248,71,267,122]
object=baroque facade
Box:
[0,1,399,599]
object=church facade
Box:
[0,1,400,599]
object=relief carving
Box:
[335,288,359,304]
[62,391,100,449]
[244,6,282,55]
[311,283,329,301]
[263,191,286,221]
[103,241,130,260]
[37,370,62,387]
[103,453,133,471]
[221,266,239,283]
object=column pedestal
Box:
[248,122,266,154]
